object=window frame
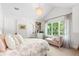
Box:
[45,16,65,37]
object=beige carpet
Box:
[47,45,79,56]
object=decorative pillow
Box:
[0,34,5,40]
[0,34,7,47]
[5,35,16,49]
[13,35,20,46]
[14,34,24,44]
[0,38,6,52]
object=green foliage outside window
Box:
[47,23,51,35]
[53,22,58,36]
[47,21,64,36]
[60,21,64,35]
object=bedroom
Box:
[0,3,79,56]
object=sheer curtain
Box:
[63,14,71,48]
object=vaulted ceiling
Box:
[1,3,78,20]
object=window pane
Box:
[46,21,64,36]
[47,23,52,35]
[60,21,64,35]
[53,22,59,36]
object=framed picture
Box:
[35,22,41,33]
[18,24,26,30]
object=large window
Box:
[46,21,64,36]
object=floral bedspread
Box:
[0,38,49,56]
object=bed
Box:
[0,38,49,56]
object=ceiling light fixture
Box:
[35,4,43,16]
[14,7,19,10]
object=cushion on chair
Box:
[46,37,63,47]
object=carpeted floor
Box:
[47,45,79,56]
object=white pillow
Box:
[5,35,16,49]
[14,34,24,44]
[13,35,20,46]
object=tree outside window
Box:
[47,21,64,36]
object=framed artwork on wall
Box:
[18,24,26,30]
[35,22,41,33]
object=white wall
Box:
[72,6,79,33]
[17,17,36,38]
[4,16,16,34]
[0,4,3,33]
[1,3,52,38]
[1,4,36,37]
[3,15,36,38]
[45,8,72,20]
[70,6,79,49]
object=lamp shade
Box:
[35,7,43,16]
